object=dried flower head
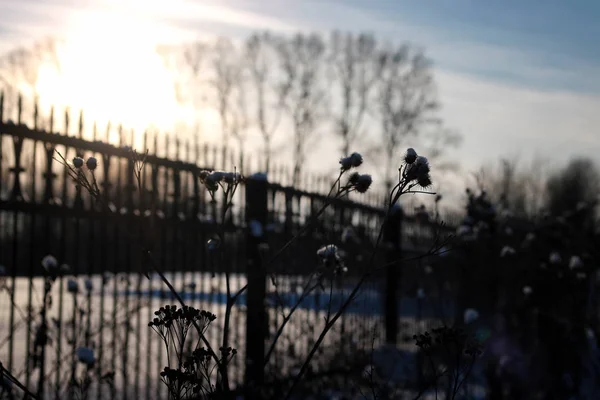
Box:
[353,174,372,193]
[76,347,96,366]
[348,172,360,185]
[464,308,479,324]
[198,170,211,181]
[500,246,516,257]
[86,157,97,171]
[405,156,430,182]
[404,148,418,164]
[316,244,346,274]
[417,173,432,188]
[72,157,84,168]
[206,238,220,251]
[569,255,583,269]
[41,255,58,272]
[339,152,363,171]
[67,279,79,294]
[248,220,263,237]
[222,172,241,184]
[456,225,471,236]
[317,244,339,260]
[549,252,562,264]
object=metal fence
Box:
[0,94,453,399]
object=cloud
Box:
[436,68,600,172]
[1,0,598,200]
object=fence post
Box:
[244,174,269,394]
[384,206,403,345]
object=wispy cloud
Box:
[0,0,597,199]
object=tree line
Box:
[156,31,461,188]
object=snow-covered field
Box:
[0,272,450,399]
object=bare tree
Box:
[229,69,251,170]
[244,32,290,173]
[328,32,379,156]
[547,158,599,220]
[0,37,61,121]
[375,44,438,191]
[275,33,328,186]
[158,41,209,108]
[470,155,551,217]
[209,37,244,168]
[419,124,463,171]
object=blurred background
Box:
[1,0,598,213]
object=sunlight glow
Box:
[35,10,185,139]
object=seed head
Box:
[72,157,84,168]
[348,172,360,185]
[500,246,516,257]
[417,173,432,188]
[354,174,372,193]
[67,279,79,294]
[569,255,583,269]
[86,157,97,170]
[198,170,211,181]
[317,244,339,260]
[222,172,241,184]
[464,308,479,324]
[340,152,363,171]
[76,347,96,366]
[41,255,58,272]
[549,252,561,264]
[404,148,417,164]
[349,152,363,167]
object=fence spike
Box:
[17,93,22,125]
[92,121,97,141]
[185,139,190,163]
[142,130,148,153]
[64,107,70,135]
[118,124,124,147]
[164,132,170,159]
[152,131,158,156]
[33,98,39,130]
[211,144,217,169]
[203,143,209,168]
[78,109,84,138]
[129,128,135,149]
[49,106,54,133]
[193,135,199,165]
[105,121,111,143]
[0,90,4,122]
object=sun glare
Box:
[35,10,187,144]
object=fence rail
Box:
[0,95,455,399]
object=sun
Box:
[35,10,187,146]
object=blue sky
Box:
[0,0,599,199]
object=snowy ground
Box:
[0,272,453,399]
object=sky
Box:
[0,0,599,204]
